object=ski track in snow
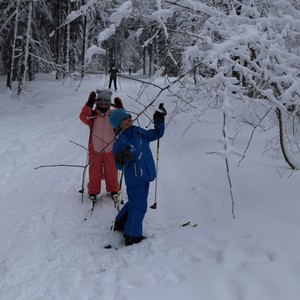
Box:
[1,76,300,300]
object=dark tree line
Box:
[1,0,95,92]
[0,0,186,95]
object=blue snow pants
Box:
[115,182,150,237]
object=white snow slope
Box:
[0,74,300,300]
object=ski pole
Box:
[113,164,125,210]
[105,165,125,249]
[150,128,160,209]
[118,75,121,91]
[79,123,93,203]
[150,103,166,209]
[110,164,125,235]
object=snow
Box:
[1,74,300,300]
[109,1,133,27]
[85,45,106,66]
[97,24,116,46]
[97,0,132,47]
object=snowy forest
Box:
[1,1,300,299]
[1,0,300,170]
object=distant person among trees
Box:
[109,65,119,91]
[128,67,132,75]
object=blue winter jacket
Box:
[113,121,165,186]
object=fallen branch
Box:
[34,164,85,170]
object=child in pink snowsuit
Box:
[79,89,119,200]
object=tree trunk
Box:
[28,52,34,81]
[7,0,20,90]
[81,13,87,79]
[143,47,146,75]
[148,43,153,76]
[18,1,32,96]
[55,0,65,79]
[276,108,297,169]
[65,0,71,74]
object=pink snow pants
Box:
[88,150,119,195]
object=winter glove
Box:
[86,91,96,108]
[113,97,124,109]
[153,103,167,124]
[115,147,131,165]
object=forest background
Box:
[1,1,300,299]
[1,0,300,168]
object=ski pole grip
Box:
[158,103,167,116]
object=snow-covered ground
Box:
[1,74,300,300]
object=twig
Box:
[221,112,235,219]
[238,108,272,165]
[75,75,84,91]
[34,164,85,170]
[70,140,89,151]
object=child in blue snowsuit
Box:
[109,104,167,246]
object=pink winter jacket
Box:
[79,105,115,153]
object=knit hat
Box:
[95,89,112,105]
[109,108,132,130]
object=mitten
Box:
[153,103,167,123]
[115,147,131,165]
[86,91,96,107]
[114,97,124,109]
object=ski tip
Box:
[181,221,198,227]
[104,244,119,250]
[182,221,190,227]
[150,203,157,209]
